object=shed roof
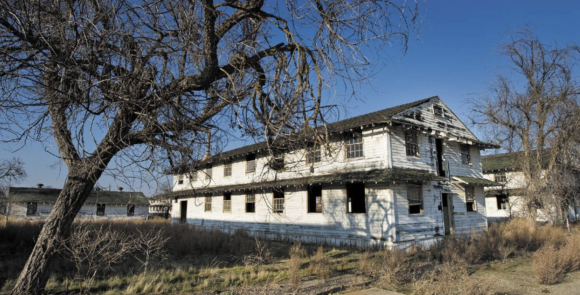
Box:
[165,167,445,198]
[8,187,149,205]
[452,176,500,187]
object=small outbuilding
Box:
[8,186,149,220]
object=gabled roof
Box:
[164,167,445,198]
[8,187,149,205]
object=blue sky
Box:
[1,0,579,196]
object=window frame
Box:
[465,185,477,212]
[126,204,135,216]
[246,154,256,174]
[460,144,471,165]
[494,172,507,183]
[223,192,232,213]
[205,164,213,180]
[306,145,322,164]
[405,131,420,157]
[272,188,284,214]
[204,194,212,212]
[96,203,106,216]
[177,175,184,185]
[433,104,444,117]
[223,161,232,177]
[307,185,323,213]
[407,183,423,215]
[26,202,37,216]
[346,183,366,214]
[189,171,198,182]
[245,190,256,213]
[345,133,364,159]
[496,195,509,210]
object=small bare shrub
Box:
[533,245,567,285]
[415,262,493,295]
[358,251,376,277]
[379,249,411,289]
[562,234,580,272]
[132,228,170,271]
[310,246,331,282]
[498,242,516,264]
[288,242,305,292]
[243,238,274,269]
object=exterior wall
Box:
[172,184,396,248]
[10,203,148,220]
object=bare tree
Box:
[471,28,580,223]
[0,158,26,225]
[0,0,421,293]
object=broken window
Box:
[308,185,323,213]
[177,175,184,185]
[223,193,231,213]
[273,188,284,213]
[127,204,135,216]
[433,105,444,117]
[465,185,477,212]
[204,194,212,212]
[461,144,471,165]
[205,164,212,180]
[270,152,285,171]
[306,145,321,164]
[405,131,420,157]
[245,190,256,213]
[189,171,198,181]
[407,184,423,215]
[246,154,256,173]
[404,111,423,121]
[26,202,37,216]
[494,172,507,183]
[345,133,363,159]
[224,161,232,177]
[96,204,106,216]
[346,183,366,213]
[497,194,508,210]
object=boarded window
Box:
[26,202,37,216]
[345,134,363,159]
[308,185,323,213]
[224,161,232,177]
[177,175,184,185]
[205,164,213,180]
[96,204,106,216]
[127,204,135,216]
[204,194,212,212]
[245,190,256,213]
[346,183,366,213]
[461,144,471,165]
[223,193,232,213]
[405,131,420,157]
[407,184,423,214]
[465,185,477,212]
[497,194,509,210]
[273,189,284,213]
[246,154,256,173]
[306,145,321,164]
[494,172,507,183]
[433,105,444,117]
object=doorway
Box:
[441,193,454,235]
[436,138,445,177]
[180,201,188,223]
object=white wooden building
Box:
[8,186,149,220]
[167,96,499,248]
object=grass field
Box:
[1,218,579,294]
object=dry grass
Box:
[310,246,331,282]
[287,242,305,292]
[533,245,567,285]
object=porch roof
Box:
[452,176,501,187]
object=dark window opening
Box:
[465,185,476,212]
[407,184,423,214]
[223,192,232,213]
[273,188,284,213]
[127,204,135,216]
[246,154,256,173]
[180,201,187,223]
[497,194,509,210]
[96,204,106,216]
[433,105,444,117]
[245,190,255,213]
[308,185,323,213]
[461,144,471,165]
[26,202,37,216]
[436,138,445,177]
[346,183,366,213]
[270,153,285,171]
[177,175,184,185]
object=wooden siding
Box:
[10,203,148,220]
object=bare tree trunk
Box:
[11,167,104,295]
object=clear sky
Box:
[1,0,579,196]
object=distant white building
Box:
[148,195,172,219]
[8,185,149,220]
[166,96,499,248]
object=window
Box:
[346,183,366,213]
[345,134,363,159]
[465,185,476,212]
[224,161,232,177]
[273,188,284,213]
[205,164,213,180]
[177,175,184,185]
[97,204,106,216]
[407,184,423,214]
[433,105,444,117]
[245,190,256,213]
[189,171,198,181]
[497,194,508,210]
[204,194,212,212]
[246,154,256,173]
[223,193,232,213]
[404,111,422,121]
[127,204,135,216]
[405,131,420,157]
[461,144,471,165]
[306,145,321,164]
[494,172,507,183]
[308,185,323,213]
[26,202,37,216]
[271,153,285,171]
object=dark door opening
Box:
[442,193,454,235]
[436,138,445,177]
[180,201,187,223]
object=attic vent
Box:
[433,105,444,117]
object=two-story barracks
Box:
[166,96,499,248]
